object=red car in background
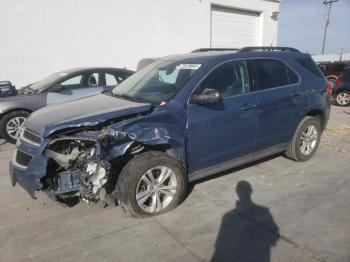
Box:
[332,67,350,106]
[318,61,350,86]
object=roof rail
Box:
[239,46,300,53]
[191,48,239,53]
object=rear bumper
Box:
[324,97,331,129]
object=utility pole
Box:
[321,0,338,54]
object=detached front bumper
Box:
[9,140,49,199]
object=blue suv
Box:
[9,47,331,217]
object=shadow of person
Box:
[211,181,280,262]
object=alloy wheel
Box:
[336,93,350,106]
[6,117,26,140]
[299,124,318,156]
[135,166,177,214]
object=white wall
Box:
[0,0,279,87]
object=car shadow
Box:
[211,181,280,262]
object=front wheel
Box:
[116,151,187,217]
[0,110,30,144]
[335,91,350,106]
[285,116,321,162]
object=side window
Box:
[295,58,324,78]
[195,60,249,98]
[87,73,99,87]
[117,74,129,83]
[60,75,83,89]
[250,59,289,91]
[105,73,119,86]
[286,67,299,84]
[105,73,130,86]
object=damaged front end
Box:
[43,135,112,204]
[40,127,149,205]
[11,109,185,206]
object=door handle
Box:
[241,103,257,111]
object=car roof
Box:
[57,67,134,75]
[158,50,310,64]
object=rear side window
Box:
[105,73,119,86]
[295,58,324,78]
[286,67,299,84]
[248,59,290,91]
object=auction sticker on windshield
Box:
[176,64,202,70]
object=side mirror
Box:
[190,88,222,104]
[50,84,63,92]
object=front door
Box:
[186,60,258,174]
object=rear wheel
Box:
[0,110,30,144]
[335,91,350,106]
[116,151,187,217]
[285,116,321,162]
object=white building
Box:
[312,53,350,63]
[0,0,280,87]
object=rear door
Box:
[187,60,258,173]
[248,58,304,151]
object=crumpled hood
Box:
[25,94,152,138]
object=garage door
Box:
[211,6,260,48]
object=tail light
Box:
[335,75,343,85]
[326,82,332,97]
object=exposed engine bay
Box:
[39,127,154,206]
[42,134,112,204]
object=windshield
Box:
[29,72,68,91]
[112,60,202,104]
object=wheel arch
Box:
[335,87,350,94]
[129,143,185,167]
[326,75,338,80]
[305,109,325,130]
[108,142,186,179]
[0,108,32,120]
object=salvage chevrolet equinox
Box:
[10,47,331,217]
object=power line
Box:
[321,0,339,54]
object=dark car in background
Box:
[0,81,17,98]
[0,67,134,143]
[332,67,350,106]
[10,47,330,217]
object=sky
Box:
[277,0,350,55]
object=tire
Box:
[326,77,336,87]
[335,91,350,107]
[285,116,321,162]
[0,110,30,144]
[116,151,187,218]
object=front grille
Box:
[23,128,41,145]
[15,150,32,167]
